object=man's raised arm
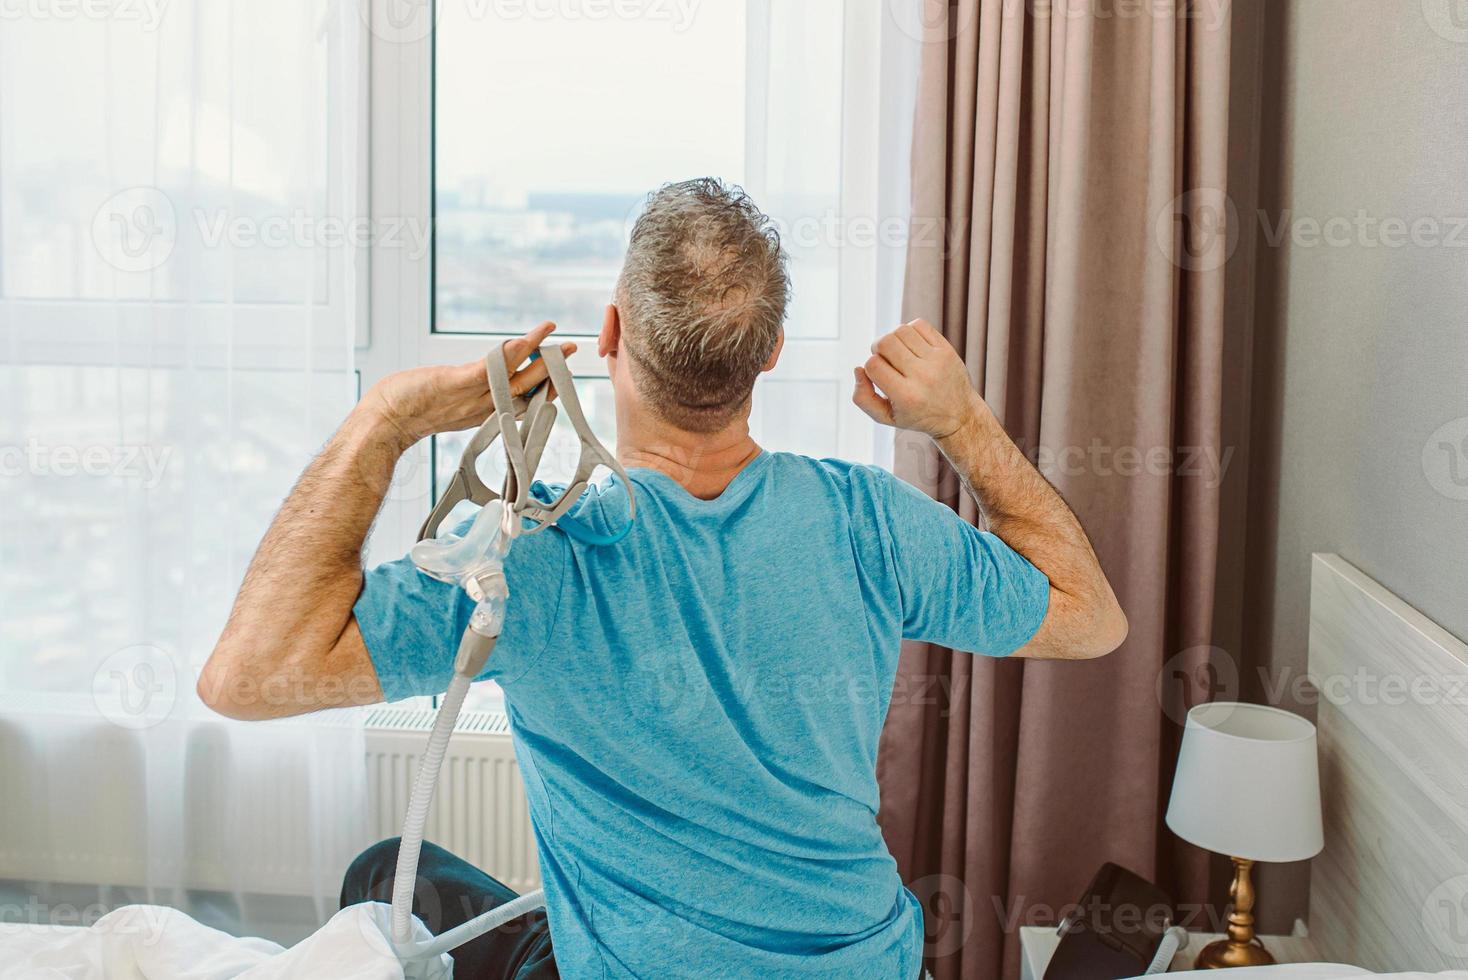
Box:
[853,318,1128,661]
[197,323,570,719]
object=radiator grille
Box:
[364,708,539,893]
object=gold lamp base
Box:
[1194,857,1275,970]
[1194,937,1275,969]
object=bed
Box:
[8,554,1468,978]
[1022,554,1468,979]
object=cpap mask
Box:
[387,342,634,965]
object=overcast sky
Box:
[435,0,747,196]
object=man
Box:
[199,178,1126,978]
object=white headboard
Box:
[1307,553,1468,972]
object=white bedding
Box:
[1154,966,1365,980]
[1158,966,1468,980]
[9,916,1468,980]
[0,903,451,980]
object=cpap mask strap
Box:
[416,342,634,542]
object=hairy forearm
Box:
[936,391,1126,654]
[199,404,405,712]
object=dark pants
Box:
[341,837,558,979]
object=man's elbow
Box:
[1081,601,1128,659]
[196,646,265,721]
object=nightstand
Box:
[1019,924,1322,980]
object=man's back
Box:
[356,452,1049,978]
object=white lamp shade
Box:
[1166,702,1324,863]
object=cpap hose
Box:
[390,666,476,947]
[396,886,548,961]
[388,342,632,963]
[391,501,524,953]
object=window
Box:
[1,5,360,705]
[361,0,915,706]
[434,4,747,337]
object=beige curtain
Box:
[876,1,1241,977]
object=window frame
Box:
[360,0,896,564]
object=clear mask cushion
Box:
[411,499,511,587]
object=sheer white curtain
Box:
[0,0,370,942]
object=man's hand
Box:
[852,317,1128,662]
[198,322,575,720]
[363,321,577,451]
[853,319,977,440]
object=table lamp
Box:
[1165,702,1324,969]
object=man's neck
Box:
[617,412,763,501]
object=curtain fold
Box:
[0,0,369,943]
[877,2,1238,977]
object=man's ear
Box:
[599,304,621,359]
[761,330,785,373]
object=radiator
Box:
[364,706,540,894]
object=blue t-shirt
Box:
[354,452,1049,979]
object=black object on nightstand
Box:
[1044,863,1176,980]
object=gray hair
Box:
[616,178,790,433]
